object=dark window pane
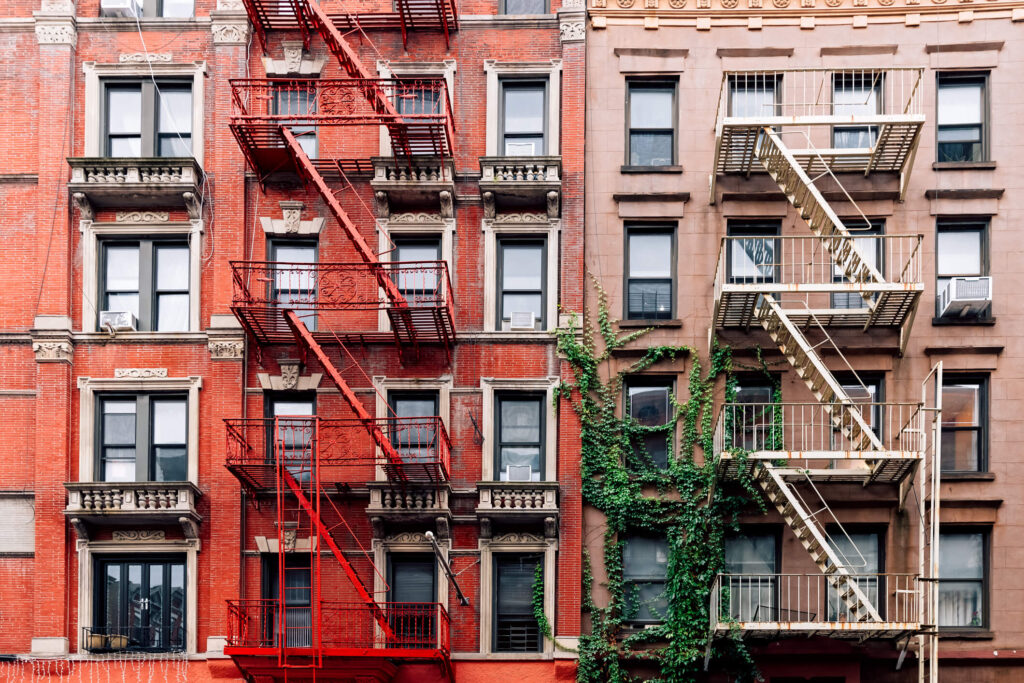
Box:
[939,533,985,627]
[628,385,670,426]
[494,555,541,652]
[500,400,541,442]
[107,88,142,134]
[623,538,669,622]
[629,132,674,166]
[725,534,777,622]
[627,281,672,319]
[391,555,435,603]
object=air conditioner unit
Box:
[99,310,138,332]
[100,0,141,17]
[505,465,534,482]
[939,277,992,318]
[508,311,536,331]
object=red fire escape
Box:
[223,1,457,679]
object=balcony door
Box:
[264,555,312,648]
[393,237,442,307]
[94,556,186,652]
[387,553,437,646]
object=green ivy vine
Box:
[553,284,768,682]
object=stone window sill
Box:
[620,165,683,174]
[932,161,996,171]
[931,316,996,327]
[617,319,683,329]
[939,629,994,640]
[941,471,995,482]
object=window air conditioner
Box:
[508,311,536,331]
[505,465,534,482]
[99,311,138,332]
[939,277,992,318]
[100,0,141,17]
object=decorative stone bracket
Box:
[264,41,328,76]
[259,201,325,236]
[257,359,322,390]
[31,315,74,364]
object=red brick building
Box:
[0,0,584,680]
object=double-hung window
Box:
[826,531,883,621]
[497,237,547,330]
[500,0,547,13]
[262,555,312,647]
[99,394,187,482]
[267,394,315,481]
[625,226,674,320]
[727,220,781,286]
[101,239,189,332]
[625,379,673,469]
[626,81,676,167]
[103,81,192,157]
[102,0,194,17]
[274,80,318,159]
[834,375,883,450]
[937,73,988,163]
[93,556,186,652]
[832,72,882,148]
[389,391,439,466]
[936,219,989,319]
[731,377,778,452]
[388,554,437,644]
[500,80,546,156]
[622,537,669,623]
[725,532,779,622]
[270,239,318,331]
[939,531,987,628]
[393,237,442,308]
[832,219,883,310]
[940,375,987,473]
[495,393,544,481]
[728,74,779,118]
[493,554,542,652]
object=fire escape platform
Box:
[710,620,920,641]
[715,287,922,329]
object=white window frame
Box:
[76,537,199,656]
[483,217,560,333]
[376,215,457,333]
[377,60,457,157]
[77,375,202,485]
[484,60,562,156]
[478,533,557,657]
[373,375,452,481]
[82,61,207,164]
[480,377,559,482]
[81,219,203,334]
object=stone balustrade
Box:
[477,482,559,515]
[66,156,204,218]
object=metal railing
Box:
[714,402,925,456]
[225,600,450,654]
[82,625,185,653]
[225,415,451,483]
[710,573,920,628]
[714,67,925,127]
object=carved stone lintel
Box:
[119,53,172,63]
[116,210,169,223]
[375,191,390,218]
[279,359,302,390]
[260,201,324,235]
[283,44,303,72]
[208,339,244,360]
[388,212,443,225]
[491,532,545,545]
[371,516,385,539]
[482,191,496,220]
[435,516,451,541]
[544,516,558,539]
[179,517,200,540]
[438,190,454,219]
[559,20,585,42]
[71,192,93,221]
[217,0,244,8]
[479,517,492,539]
[113,530,166,542]
[183,192,201,220]
[386,531,429,545]
[114,368,168,378]
[546,190,560,218]
[69,517,89,541]
[494,212,548,225]
[33,340,73,363]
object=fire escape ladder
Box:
[758,465,883,623]
[756,128,886,312]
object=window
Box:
[724,531,778,622]
[100,239,189,332]
[835,375,883,448]
[731,376,778,452]
[493,554,542,652]
[826,531,882,621]
[940,375,987,472]
[498,237,547,330]
[389,391,440,466]
[267,394,315,480]
[393,237,442,308]
[500,81,546,156]
[388,554,437,643]
[103,81,192,157]
[500,0,547,12]
[625,379,673,468]
[727,220,781,285]
[103,0,194,17]
[99,394,187,482]
[270,239,317,331]
[936,219,988,318]
[939,531,987,628]
[93,556,185,652]
[729,74,779,118]
[274,81,317,159]
[622,537,669,623]
[626,81,676,167]
[832,73,882,148]
[495,394,544,481]
[262,555,312,647]
[937,73,987,163]
[625,226,675,320]
[832,219,883,310]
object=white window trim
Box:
[76,537,200,656]
[484,60,562,156]
[80,219,204,333]
[480,377,559,482]
[77,375,203,485]
[483,217,560,332]
[373,375,453,481]
[82,60,207,164]
[478,533,557,657]
[377,60,457,157]
[376,215,457,332]
[372,533,450,611]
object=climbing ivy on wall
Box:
[553,284,766,682]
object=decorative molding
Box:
[385,531,429,545]
[489,532,547,545]
[119,53,172,63]
[493,212,549,224]
[115,210,170,223]
[34,18,76,46]
[560,19,585,41]
[32,340,73,363]
[562,0,585,6]
[208,339,244,360]
[259,201,325,235]
[114,368,168,378]
[210,13,249,45]
[591,0,1021,14]
[388,212,445,224]
[217,0,244,7]
[263,41,328,76]
[112,530,166,542]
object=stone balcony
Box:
[478,156,561,218]
[476,482,559,535]
[64,481,201,540]
[370,156,455,218]
[366,482,452,539]
[67,157,204,219]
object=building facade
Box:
[583,1,1022,682]
[0,0,584,680]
